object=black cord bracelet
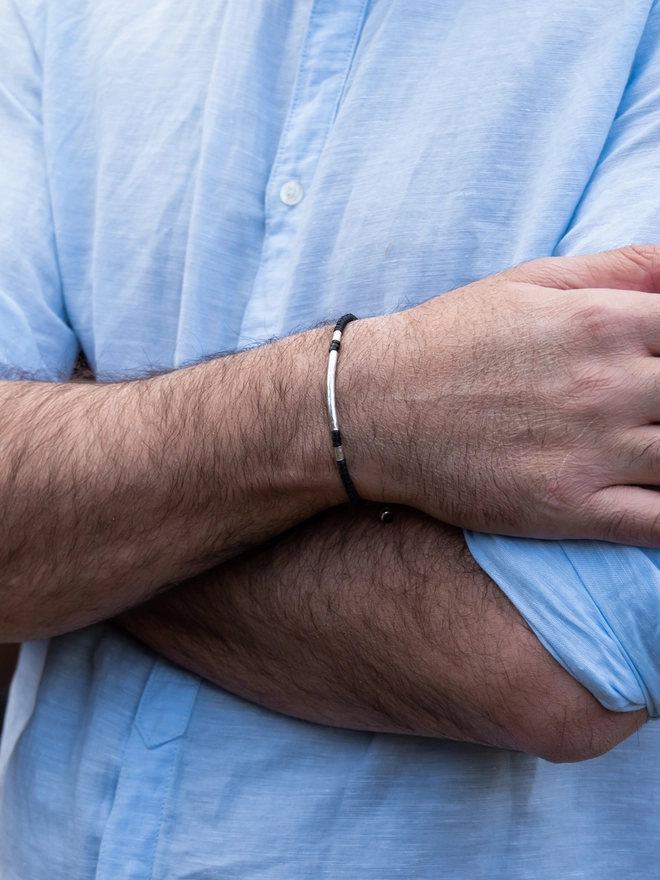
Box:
[326,314,366,505]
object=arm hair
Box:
[118,504,646,763]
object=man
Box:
[1,0,660,876]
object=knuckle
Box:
[507,256,555,285]
[570,297,619,343]
[506,255,580,291]
[543,468,594,518]
[617,243,659,272]
[570,362,618,400]
[563,297,641,360]
[557,361,625,426]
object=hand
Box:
[344,245,660,544]
[118,504,645,763]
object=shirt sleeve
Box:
[0,0,78,379]
[466,2,660,717]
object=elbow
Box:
[511,694,647,765]
[476,624,650,764]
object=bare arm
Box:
[118,504,646,763]
[5,247,660,641]
[0,329,342,640]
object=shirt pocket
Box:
[94,658,201,880]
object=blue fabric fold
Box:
[465,533,660,715]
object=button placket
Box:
[238,0,369,347]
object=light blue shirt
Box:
[3,0,660,876]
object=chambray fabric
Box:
[464,537,660,715]
[4,0,660,876]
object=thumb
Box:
[506,244,660,293]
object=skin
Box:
[119,505,647,763]
[0,328,340,640]
[1,246,660,762]
[343,247,660,542]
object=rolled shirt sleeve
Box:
[465,534,660,714]
[466,4,660,717]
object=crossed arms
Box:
[118,505,646,763]
[2,249,659,760]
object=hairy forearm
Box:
[8,246,660,641]
[118,505,646,763]
[0,329,343,640]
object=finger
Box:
[522,285,660,356]
[613,360,660,421]
[592,293,660,357]
[507,244,660,294]
[555,353,660,425]
[640,363,660,417]
[615,428,660,488]
[583,484,660,547]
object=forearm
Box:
[0,329,343,640]
[118,505,646,762]
[8,246,660,641]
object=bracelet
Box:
[326,315,366,505]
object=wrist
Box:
[332,311,412,505]
[193,327,350,518]
[273,327,351,511]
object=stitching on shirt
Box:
[261,0,318,225]
[95,655,158,879]
[240,1,371,343]
[327,0,370,132]
[147,741,180,880]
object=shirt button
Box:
[280,180,304,206]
